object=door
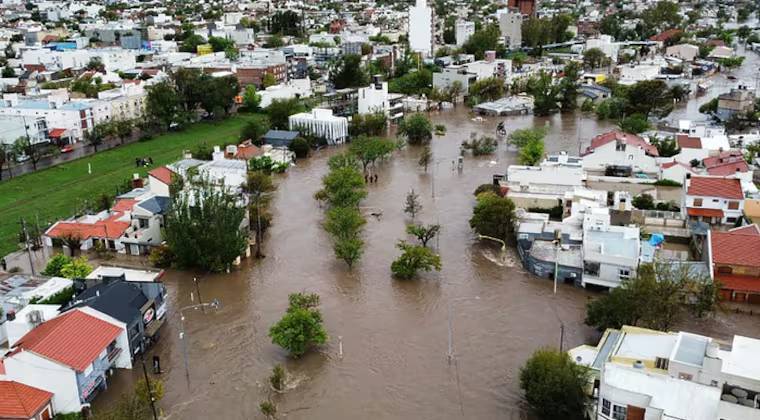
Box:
[130,244,140,256]
[627,405,645,420]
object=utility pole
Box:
[20,218,35,276]
[193,277,204,313]
[140,356,159,420]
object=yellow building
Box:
[197,44,213,56]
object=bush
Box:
[632,193,655,210]
[30,286,75,305]
[474,183,501,196]
[289,137,310,159]
[42,254,72,277]
[269,293,328,356]
[390,241,442,279]
[149,244,175,268]
[653,179,682,187]
[520,349,589,420]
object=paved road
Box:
[0,134,141,180]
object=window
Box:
[717,266,733,275]
[678,372,693,381]
[612,405,627,420]
[728,201,739,210]
[726,217,737,224]
[619,268,631,280]
[655,357,669,370]
[138,218,149,229]
[601,399,611,416]
[628,154,634,160]
[693,198,703,207]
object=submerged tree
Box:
[520,349,589,420]
[404,189,422,219]
[469,192,516,242]
[390,241,442,279]
[406,223,441,247]
[269,292,328,357]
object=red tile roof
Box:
[148,166,175,186]
[703,151,749,176]
[686,176,743,199]
[48,128,67,138]
[660,160,694,171]
[0,359,4,375]
[14,309,122,372]
[717,274,760,293]
[45,213,130,241]
[584,131,659,157]
[0,381,52,418]
[234,141,263,160]
[676,134,702,149]
[687,207,724,218]
[111,199,137,213]
[711,224,760,268]
[649,29,682,42]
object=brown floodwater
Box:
[93,80,760,419]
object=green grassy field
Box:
[0,114,265,257]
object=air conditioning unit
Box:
[26,310,43,326]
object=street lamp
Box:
[447,296,480,364]
[179,299,222,387]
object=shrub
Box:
[149,244,175,268]
[653,179,682,187]
[289,137,310,158]
[42,254,72,277]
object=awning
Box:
[718,275,760,294]
[48,128,67,138]
[687,208,723,218]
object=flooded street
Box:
[94,73,760,418]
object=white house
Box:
[0,96,95,143]
[408,0,433,57]
[570,325,760,420]
[259,78,312,108]
[582,131,660,176]
[503,158,586,210]
[581,209,641,289]
[683,175,745,226]
[3,307,131,414]
[659,160,695,184]
[585,35,620,61]
[666,44,699,62]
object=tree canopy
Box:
[330,54,369,89]
[520,348,589,420]
[398,113,432,145]
[269,292,328,357]
[390,241,442,279]
[469,192,516,242]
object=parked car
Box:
[15,154,30,163]
[60,144,74,153]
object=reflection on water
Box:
[93,94,760,419]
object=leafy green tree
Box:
[527,71,561,116]
[330,54,368,89]
[404,189,422,219]
[632,193,655,210]
[164,182,248,272]
[418,145,432,172]
[585,262,718,332]
[267,98,306,129]
[111,119,134,145]
[145,81,182,131]
[508,127,546,148]
[519,138,545,166]
[93,378,164,420]
[462,24,502,59]
[520,349,589,420]
[595,97,628,120]
[0,143,13,180]
[559,61,581,112]
[626,80,673,118]
[262,73,277,88]
[269,292,328,356]
[319,167,367,208]
[406,223,440,247]
[84,124,109,152]
[583,48,608,69]
[245,171,275,258]
[349,136,395,173]
[270,10,302,36]
[173,67,206,112]
[239,119,269,144]
[289,137,310,158]
[388,69,433,96]
[242,85,262,112]
[2,66,15,78]
[350,112,387,137]
[42,254,72,276]
[179,34,205,53]
[13,136,47,170]
[398,113,432,145]
[60,256,93,279]
[390,241,442,279]
[201,75,241,116]
[469,192,516,242]
[468,77,505,102]
[208,36,234,52]
[640,1,681,36]
[618,114,651,134]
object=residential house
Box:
[147,166,175,198]
[683,175,744,226]
[66,266,167,359]
[258,78,312,108]
[357,76,404,121]
[582,131,660,177]
[659,160,696,184]
[432,66,478,93]
[710,224,760,304]
[0,274,71,347]
[0,381,54,420]
[665,44,699,62]
[570,325,760,420]
[703,151,752,182]
[717,86,756,122]
[0,97,94,143]
[2,307,131,414]
[581,211,641,289]
[502,158,586,210]
[0,115,47,146]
